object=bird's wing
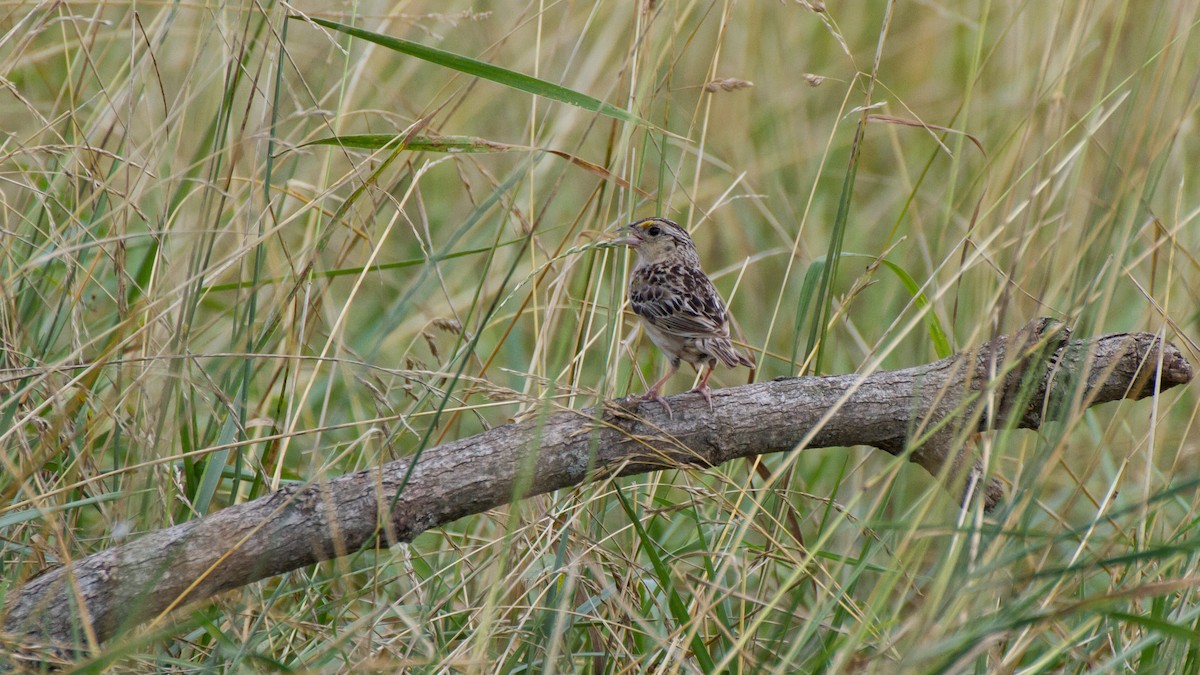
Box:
[630,265,730,339]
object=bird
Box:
[618,217,755,415]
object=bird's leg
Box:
[642,359,679,418]
[688,364,716,411]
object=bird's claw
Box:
[688,384,714,411]
[641,389,673,419]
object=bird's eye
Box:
[647,226,661,236]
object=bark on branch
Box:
[3,319,1193,655]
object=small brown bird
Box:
[618,217,754,414]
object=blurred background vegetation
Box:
[1,1,1197,671]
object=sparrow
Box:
[618,217,754,414]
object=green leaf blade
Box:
[302,17,652,128]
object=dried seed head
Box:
[422,331,440,360]
[431,318,463,334]
[704,78,754,93]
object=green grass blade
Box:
[1107,611,1200,645]
[791,258,826,375]
[300,134,514,152]
[871,257,952,358]
[843,253,953,358]
[807,120,865,374]
[202,239,523,293]
[300,17,652,129]
[192,416,239,515]
[0,491,129,529]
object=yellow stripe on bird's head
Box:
[621,217,699,265]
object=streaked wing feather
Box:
[630,265,729,339]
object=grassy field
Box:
[2,1,1198,672]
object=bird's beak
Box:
[612,227,643,247]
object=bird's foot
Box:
[688,383,714,411]
[641,388,673,419]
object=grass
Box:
[1,1,1198,672]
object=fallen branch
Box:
[3,319,1192,655]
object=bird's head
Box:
[618,217,698,266]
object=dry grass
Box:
[1,1,1198,672]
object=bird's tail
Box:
[709,339,756,369]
